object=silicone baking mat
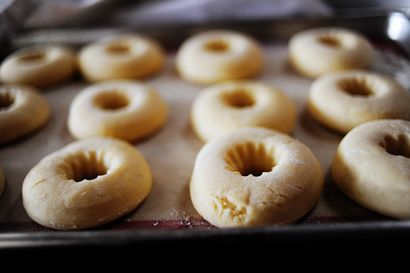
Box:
[2,40,406,232]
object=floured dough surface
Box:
[190,127,324,227]
[332,119,410,219]
[22,137,152,230]
[0,43,405,230]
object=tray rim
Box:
[2,220,410,248]
[1,12,410,247]
[9,12,396,48]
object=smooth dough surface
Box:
[191,81,296,142]
[0,45,75,87]
[289,27,373,78]
[308,70,410,133]
[331,119,410,219]
[23,137,153,230]
[78,34,164,82]
[68,80,167,142]
[0,84,50,144]
[190,127,324,227]
[176,30,263,84]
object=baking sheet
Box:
[1,41,408,232]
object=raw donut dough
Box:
[23,137,152,230]
[0,45,75,87]
[0,85,50,144]
[190,127,324,227]
[78,34,164,82]
[176,30,263,84]
[191,81,296,142]
[289,27,373,78]
[68,80,167,142]
[308,70,410,133]
[331,119,410,219]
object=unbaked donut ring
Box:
[176,30,263,84]
[0,84,50,144]
[68,80,167,142]
[191,81,296,142]
[331,119,410,219]
[22,137,152,230]
[0,45,75,87]
[78,34,164,82]
[190,127,323,227]
[308,70,410,133]
[289,27,373,78]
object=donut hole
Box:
[380,134,410,158]
[222,89,255,108]
[94,91,130,111]
[225,142,275,176]
[106,42,130,54]
[0,91,15,111]
[65,151,108,182]
[204,39,229,52]
[17,51,46,63]
[338,77,374,97]
[317,35,342,48]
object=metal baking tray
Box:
[1,12,410,248]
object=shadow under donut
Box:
[299,108,345,140]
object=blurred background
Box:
[2,0,410,57]
[1,0,410,31]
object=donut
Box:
[0,85,50,144]
[308,70,410,133]
[68,81,167,142]
[289,27,373,78]
[331,119,410,219]
[190,127,323,227]
[22,137,152,230]
[0,167,5,196]
[176,30,263,84]
[191,81,296,142]
[0,45,75,87]
[78,34,164,82]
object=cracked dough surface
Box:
[2,43,399,229]
[190,127,324,227]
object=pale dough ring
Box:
[0,45,75,87]
[78,34,164,82]
[22,137,153,230]
[331,119,410,219]
[308,70,410,133]
[68,80,168,142]
[0,84,50,144]
[191,81,296,142]
[176,30,263,84]
[289,27,373,78]
[190,127,324,227]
